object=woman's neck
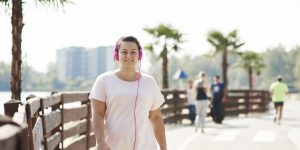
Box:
[115,68,139,81]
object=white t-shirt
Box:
[186,88,194,105]
[89,71,165,150]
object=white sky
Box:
[1,0,300,72]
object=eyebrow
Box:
[120,49,138,51]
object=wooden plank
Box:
[43,110,62,134]
[63,105,87,123]
[12,107,27,125]
[0,124,19,150]
[64,135,87,150]
[163,99,176,105]
[163,115,176,124]
[249,96,264,99]
[226,96,247,100]
[41,93,62,109]
[62,92,89,104]
[63,119,87,140]
[177,105,189,110]
[46,132,61,150]
[178,114,189,120]
[161,106,176,114]
[223,102,239,108]
[32,117,44,150]
[27,97,41,117]
[20,126,30,150]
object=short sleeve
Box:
[151,81,165,111]
[89,76,106,102]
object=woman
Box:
[89,36,167,150]
[193,71,209,133]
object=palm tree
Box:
[207,29,244,89]
[0,0,71,100]
[236,51,265,89]
[144,24,184,89]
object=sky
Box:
[1,0,300,73]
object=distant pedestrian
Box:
[186,80,196,125]
[210,75,226,124]
[193,71,209,133]
[269,75,289,125]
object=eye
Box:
[131,51,137,55]
[121,51,128,55]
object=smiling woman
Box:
[89,36,167,150]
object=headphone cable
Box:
[133,61,141,150]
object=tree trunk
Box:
[248,67,253,90]
[162,55,169,89]
[222,49,228,89]
[10,0,24,100]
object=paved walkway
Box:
[166,94,300,150]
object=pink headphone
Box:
[113,37,143,61]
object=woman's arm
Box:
[91,99,110,150]
[149,108,167,150]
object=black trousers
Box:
[212,100,224,124]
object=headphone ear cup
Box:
[114,50,119,61]
[139,50,143,60]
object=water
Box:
[0,91,51,115]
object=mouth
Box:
[122,59,135,63]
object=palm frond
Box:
[36,0,73,8]
[143,44,154,53]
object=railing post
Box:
[61,93,64,150]
[245,91,249,116]
[173,89,179,124]
[263,91,270,112]
[4,100,22,118]
[86,101,91,150]
[0,114,29,150]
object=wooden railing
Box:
[3,92,95,150]
[161,89,189,124]
[1,89,270,150]
[225,90,271,116]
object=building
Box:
[56,46,115,80]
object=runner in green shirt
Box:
[269,76,289,125]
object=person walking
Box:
[269,75,289,125]
[193,71,209,133]
[186,80,196,125]
[210,75,226,124]
[89,36,167,150]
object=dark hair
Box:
[115,36,142,51]
[215,75,220,79]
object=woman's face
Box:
[118,41,139,68]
